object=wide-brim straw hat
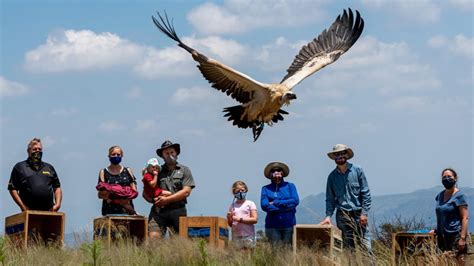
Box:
[327,144,354,160]
[156,140,181,158]
[264,162,290,179]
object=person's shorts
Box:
[232,235,256,249]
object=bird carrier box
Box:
[179,216,229,248]
[93,215,147,245]
[4,210,65,248]
[293,224,343,260]
[391,231,436,264]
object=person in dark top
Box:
[8,138,62,211]
[97,145,138,215]
[434,168,469,264]
[144,140,195,238]
[260,162,299,246]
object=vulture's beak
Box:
[285,93,297,100]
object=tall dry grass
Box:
[1,233,471,266]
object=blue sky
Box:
[1,0,472,233]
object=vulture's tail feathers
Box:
[152,11,194,54]
[223,106,289,142]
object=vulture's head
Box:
[281,91,297,105]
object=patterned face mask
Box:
[234,191,247,201]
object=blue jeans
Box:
[336,210,371,251]
[265,227,293,246]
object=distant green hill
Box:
[257,186,474,230]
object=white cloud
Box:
[0,76,30,97]
[306,105,347,118]
[171,86,220,106]
[51,107,78,117]
[256,37,307,73]
[428,34,474,58]
[135,119,158,132]
[309,36,441,96]
[449,0,474,10]
[25,30,145,72]
[41,135,57,148]
[99,120,125,132]
[134,46,195,79]
[183,36,247,65]
[187,0,329,35]
[362,0,441,24]
[134,36,247,79]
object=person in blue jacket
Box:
[260,162,299,246]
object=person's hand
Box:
[360,214,368,227]
[21,205,29,212]
[156,196,170,207]
[232,216,240,222]
[269,201,274,205]
[226,212,233,220]
[429,229,436,234]
[161,191,173,196]
[98,190,110,199]
[320,217,332,225]
[153,170,159,176]
[50,204,61,212]
[458,237,466,252]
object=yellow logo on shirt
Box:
[42,171,51,175]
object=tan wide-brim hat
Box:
[327,144,354,160]
[264,162,290,179]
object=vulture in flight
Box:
[152,9,364,141]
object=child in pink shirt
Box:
[226,180,258,249]
[142,158,172,211]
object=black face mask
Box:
[30,151,43,163]
[442,176,456,189]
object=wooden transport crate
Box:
[293,224,343,260]
[391,232,436,264]
[93,215,147,245]
[179,216,229,248]
[5,210,65,248]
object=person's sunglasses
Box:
[333,151,347,157]
[271,168,283,173]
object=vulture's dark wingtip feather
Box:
[152,11,182,44]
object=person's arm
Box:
[156,186,192,206]
[458,204,469,251]
[358,169,371,216]
[9,190,28,211]
[50,166,62,211]
[149,174,158,188]
[260,187,279,212]
[51,187,62,211]
[273,183,299,209]
[126,168,137,192]
[321,177,335,224]
[241,208,258,224]
[227,205,234,226]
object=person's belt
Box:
[337,209,361,216]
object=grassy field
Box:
[1,234,471,266]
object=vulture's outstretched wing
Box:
[152,12,268,104]
[280,8,364,89]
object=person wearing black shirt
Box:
[8,138,62,211]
